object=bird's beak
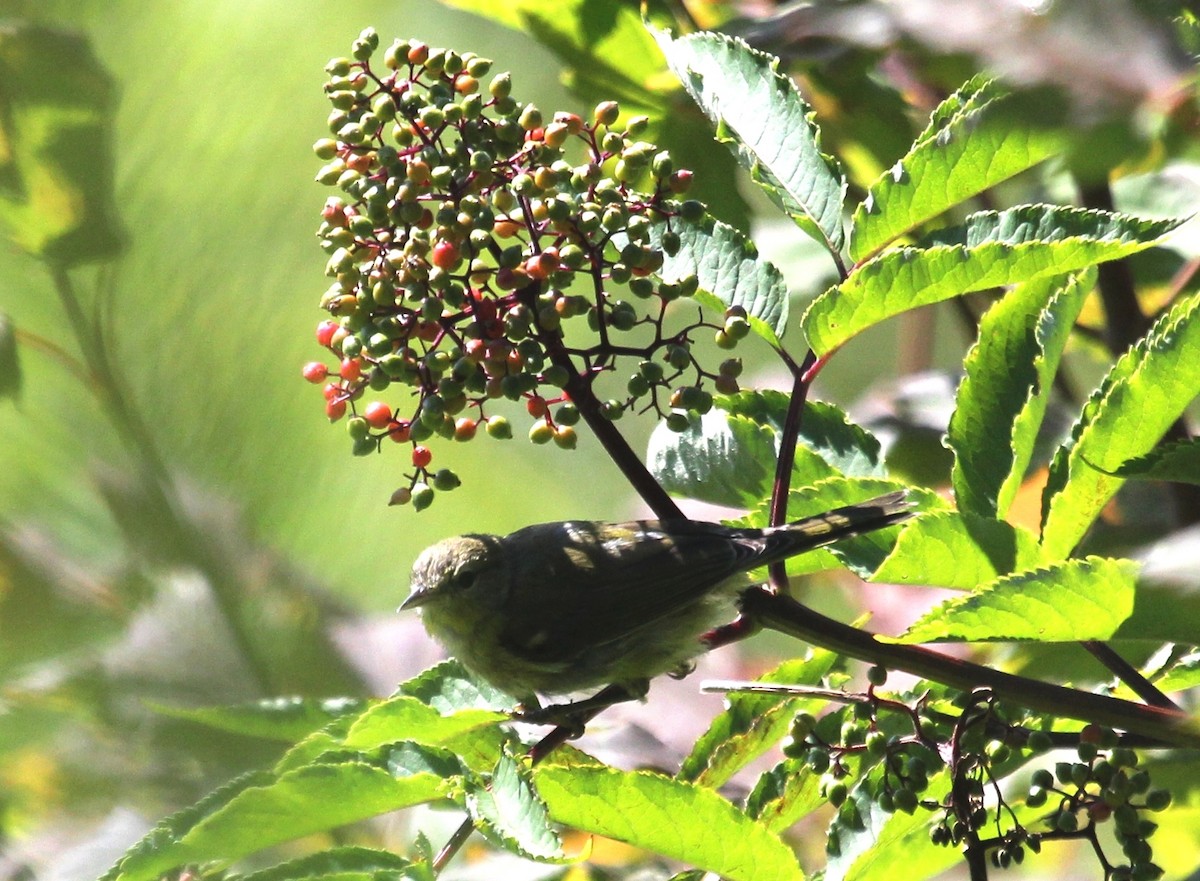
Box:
[399,587,432,612]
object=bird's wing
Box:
[496,519,762,665]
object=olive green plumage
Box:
[403,491,912,700]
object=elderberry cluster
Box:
[305,29,750,508]
[781,679,1169,876]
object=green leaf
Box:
[850,77,1065,261]
[534,764,804,881]
[0,25,124,264]
[947,272,1090,518]
[649,213,789,344]
[467,752,565,861]
[342,694,507,751]
[646,392,883,509]
[229,846,420,881]
[150,696,367,742]
[1041,293,1200,558]
[892,556,1139,644]
[679,651,839,787]
[518,0,670,110]
[1106,439,1200,484]
[105,747,457,881]
[1150,650,1200,695]
[744,758,823,834]
[872,511,1041,589]
[647,406,779,508]
[397,658,517,712]
[826,769,957,881]
[802,206,1180,356]
[653,28,845,255]
[719,393,885,479]
[0,313,19,402]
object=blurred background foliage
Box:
[1,0,1198,878]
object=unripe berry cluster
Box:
[307,30,747,507]
[1019,725,1168,880]
[780,681,1167,876]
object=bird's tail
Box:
[760,490,914,562]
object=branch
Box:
[740,588,1200,748]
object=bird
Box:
[402,491,912,703]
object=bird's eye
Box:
[455,566,481,589]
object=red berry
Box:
[325,398,347,421]
[302,362,329,383]
[363,401,392,428]
[430,240,460,270]
[454,417,477,441]
[464,339,487,363]
[340,357,362,381]
[412,445,433,468]
[322,382,341,401]
[316,320,339,347]
[387,420,411,443]
[345,152,373,173]
[321,199,347,226]
[526,396,548,418]
[523,250,559,280]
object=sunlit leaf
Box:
[873,511,1041,589]
[653,27,845,255]
[467,752,565,861]
[802,207,1179,356]
[648,213,789,344]
[947,272,1090,518]
[1041,293,1200,558]
[534,764,804,881]
[850,77,1065,261]
[893,557,1138,644]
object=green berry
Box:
[485,415,513,439]
[411,482,435,511]
[432,469,461,491]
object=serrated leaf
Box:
[679,651,839,787]
[892,556,1138,644]
[825,769,956,881]
[397,658,517,713]
[653,27,845,256]
[648,214,789,344]
[872,511,1041,589]
[719,393,885,479]
[533,765,803,881]
[342,694,506,751]
[802,206,1180,356]
[646,393,883,509]
[648,406,780,508]
[467,752,564,861]
[150,696,367,742]
[1107,439,1200,484]
[104,749,453,881]
[948,271,1090,518]
[1041,293,1200,557]
[744,758,823,834]
[229,846,418,881]
[739,479,944,579]
[850,78,1065,261]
